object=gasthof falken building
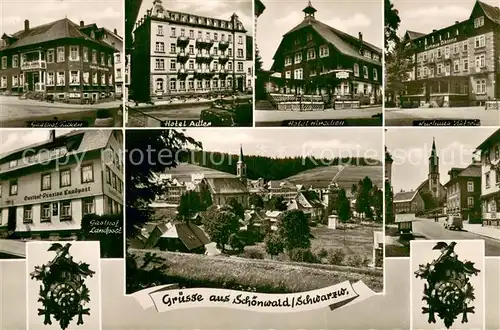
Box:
[131,0,251,101]
[402,1,500,107]
[0,130,123,239]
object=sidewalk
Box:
[463,223,500,240]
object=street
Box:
[385,106,500,126]
[255,107,382,126]
[386,217,500,257]
[0,96,122,127]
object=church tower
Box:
[302,0,317,18]
[237,145,247,182]
[428,137,440,199]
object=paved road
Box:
[413,217,500,256]
[385,106,500,126]
[255,107,382,126]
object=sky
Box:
[257,0,383,70]
[134,0,253,35]
[0,0,124,37]
[181,128,383,162]
[386,128,497,193]
[0,129,75,157]
[392,0,499,38]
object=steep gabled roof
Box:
[393,190,419,203]
[458,164,481,177]
[404,30,426,41]
[161,222,210,250]
[476,128,500,151]
[477,1,500,24]
[204,177,249,194]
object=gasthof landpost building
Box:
[131,0,251,101]
[0,130,123,239]
[402,1,500,107]
[270,1,382,103]
[0,18,117,103]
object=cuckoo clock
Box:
[30,243,95,330]
[414,241,480,329]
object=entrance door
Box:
[92,93,98,102]
[26,72,34,91]
[33,72,40,90]
[7,207,17,230]
[237,77,244,92]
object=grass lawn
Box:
[129,248,383,294]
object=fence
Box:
[485,100,500,110]
[276,101,325,111]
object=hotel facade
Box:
[0,130,123,239]
[131,0,252,101]
[477,129,500,227]
[402,1,500,106]
[0,18,116,103]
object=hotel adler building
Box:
[402,1,500,106]
[270,1,382,103]
[0,18,116,103]
[131,0,251,101]
[0,130,123,239]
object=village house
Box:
[0,130,123,239]
[266,180,299,201]
[287,189,324,219]
[393,190,425,214]
[444,161,482,221]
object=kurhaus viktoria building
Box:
[131,0,251,101]
[402,1,500,107]
[0,18,117,103]
[270,1,382,103]
[0,130,123,239]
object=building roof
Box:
[393,190,419,203]
[204,177,249,194]
[476,129,500,151]
[299,190,323,208]
[274,16,381,66]
[444,163,481,186]
[160,222,210,250]
[267,180,297,190]
[405,30,426,40]
[1,18,114,51]
[477,1,500,24]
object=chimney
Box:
[24,19,29,31]
[358,32,363,42]
[455,21,459,24]
[113,28,117,35]
[49,130,56,142]
[80,21,84,27]
[432,29,437,32]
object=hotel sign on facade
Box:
[24,186,92,202]
[424,37,458,51]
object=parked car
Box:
[444,215,463,230]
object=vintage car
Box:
[200,98,252,126]
[395,213,416,237]
[444,214,463,231]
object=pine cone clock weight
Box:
[30,243,96,330]
[414,241,480,329]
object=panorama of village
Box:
[126,129,384,294]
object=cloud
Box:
[274,12,302,29]
[401,5,470,21]
[0,131,48,156]
[323,13,372,34]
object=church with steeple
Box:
[415,137,447,207]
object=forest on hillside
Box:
[181,150,382,181]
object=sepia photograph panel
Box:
[255,0,383,127]
[0,0,124,128]
[385,127,500,257]
[0,129,124,259]
[125,0,253,127]
[125,128,384,295]
[385,0,500,126]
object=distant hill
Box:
[166,163,236,182]
[286,165,383,190]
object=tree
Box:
[226,198,245,220]
[420,191,438,211]
[337,189,351,222]
[249,193,264,209]
[385,40,415,106]
[228,233,246,253]
[199,183,213,210]
[371,186,384,222]
[125,130,200,239]
[351,184,357,195]
[355,177,374,218]
[264,233,285,257]
[385,180,395,224]
[267,195,287,211]
[277,210,312,250]
[202,206,239,252]
[384,0,401,52]
[177,190,203,223]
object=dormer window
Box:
[474,16,484,28]
[207,19,211,25]
[228,23,232,29]
[90,31,95,39]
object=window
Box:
[319,45,329,57]
[23,205,32,223]
[60,169,71,187]
[101,73,106,85]
[423,67,428,77]
[171,27,176,37]
[293,68,303,80]
[353,63,359,77]
[70,71,79,85]
[189,29,194,38]
[170,43,176,53]
[41,203,51,221]
[475,35,486,48]
[170,59,176,70]
[453,44,459,54]
[9,179,18,196]
[112,173,117,190]
[155,59,165,70]
[285,71,291,79]
[92,50,97,64]
[116,69,122,79]
[156,78,164,91]
[1,76,7,88]
[157,25,163,35]
[237,62,243,72]
[228,34,232,42]
[189,45,194,54]
[238,36,242,44]
[12,75,18,87]
[294,52,302,64]
[41,173,51,190]
[116,53,121,64]
[57,47,65,62]
[307,48,316,60]
[156,42,165,52]
[170,79,176,90]
[82,197,95,215]
[445,46,450,58]
[467,197,474,207]
[453,59,460,72]
[474,16,484,28]
[70,46,79,61]
[437,49,442,58]
[92,72,98,85]
[373,69,378,81]
[463,58,468,71]
[57,72,65,85]
[486,172,491,188]
[100,52,105,66]
[476,79,486,94]
[83,72,90,85]
[437,63,442,74]
[467,181,474,192]
[363,66,368,79]
[61,201,72,219]
[83,47,88,62]
[1,56,6,69]
[475,54,485,68]
[285,56,292,66]
[12,55,18,68]
[46,49,55,63]
[179,80,185,90]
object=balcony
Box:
[219,68,228,76]
[195,53,212,63]
[473,66,488,74]
[196,38,214,49]
[177,36,189,47]
[218,54,229,64]
[218,40,230,51]
[177,52,189,63]
[21,60,47,71]
[178,68,188,77]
